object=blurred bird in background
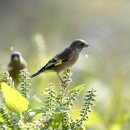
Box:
[8,51,27,86]
[31,39,89,82]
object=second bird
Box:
[31,39,89,82]
[8,51,27,86]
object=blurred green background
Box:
[0,0,130,130]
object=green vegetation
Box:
[0,69,96,130]
[0,1,130,129]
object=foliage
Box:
[19,69,31,98]
[0,69,96,130]
[0,82,29,114]
[3,72,14,88]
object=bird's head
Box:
[11,52,22,62]
[70,39,90,52]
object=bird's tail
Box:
[31,67,45,78]
[31,72,40,78]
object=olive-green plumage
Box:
[31,39,89,82]
[8,52,27,86]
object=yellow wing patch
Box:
[55,60,63,66]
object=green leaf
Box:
[55,107,69,113]
[68,84,85,93]
[0,82,29,114]
[0,114,4,124]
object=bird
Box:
[8,51,27,86]
[31,39,89,82]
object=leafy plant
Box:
[0,69,96,130]
[19,69,31,98]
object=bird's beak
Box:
[84,43,90,47]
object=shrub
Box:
[0,69,96,130]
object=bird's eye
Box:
[81,43,84,47]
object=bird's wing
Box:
[8,63,13,71]
[44,47,74,70]
[31,48,75,78]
